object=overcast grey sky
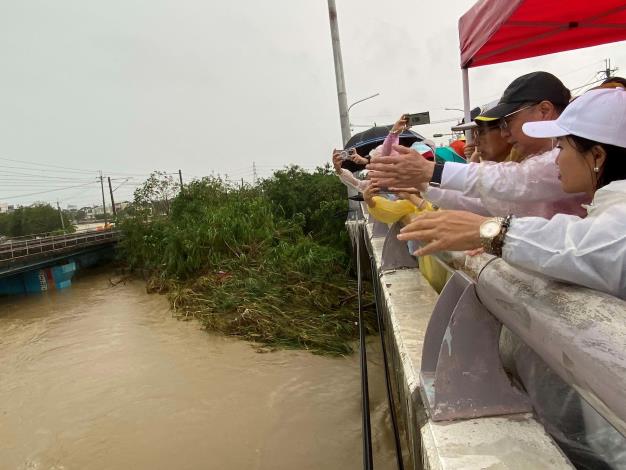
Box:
[1,0,626,207]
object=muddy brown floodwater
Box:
[0,269,399,470]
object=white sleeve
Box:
[423,186,491,216]
[442,149,567,202]
[337,169,368,192]
[503,206,626,297]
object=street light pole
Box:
[348,93,380,114]
[327,0,351,146]
[347,93,380,132]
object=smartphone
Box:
[406,112,431,127]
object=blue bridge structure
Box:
[0,229,120,295]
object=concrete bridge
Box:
[0,229,120,280]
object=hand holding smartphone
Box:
[406,112,431,127]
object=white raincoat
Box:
[426,148,589,218]
[337,168,369,192]
[504,179,626,299]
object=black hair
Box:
[602,76,626,87]
[553,102,568,115]
[566,135,626,188]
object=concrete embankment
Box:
[355,209,573,470]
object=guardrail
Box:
[365,204,626,438]
[0,229,120,268]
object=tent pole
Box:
[462,67,473,144]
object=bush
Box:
[117,171,374,355]
[259,165,350,260]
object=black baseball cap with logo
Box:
[476,71,571,122]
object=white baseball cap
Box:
[522,88,626,148]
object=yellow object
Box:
[367,197,417,224]
[368,196,449,293]
[418,255,449,294]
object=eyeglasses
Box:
[498,103,537,131]
[473,125,500,138]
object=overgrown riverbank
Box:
[117,167,376,355]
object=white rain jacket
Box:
[337,168,369,192]
[425,148,589,218]
[503,180,626,299]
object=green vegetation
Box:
[0,203,74,237]
[118,167,375,355]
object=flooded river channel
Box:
[0,269,398,470]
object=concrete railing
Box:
[371,209,626,439]
[0,229,120,267]
[358,207,573,469]
[475,256,626,436]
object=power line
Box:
[0,156,182,179]
[0,169,94,179]
[0,163,97,176]
[58,185,101,204]
[0,182,97,200]
[0,156,97,173]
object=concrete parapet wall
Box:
[359,216,573,469]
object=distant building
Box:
[114,201,130,211]
[0,203,15,214]
[79,206,96,220]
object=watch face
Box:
[480,220,501,238]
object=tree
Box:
[131,171,180,218]
[0,204,74,237]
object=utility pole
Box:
[107,177,117,217]
[178,169,183,188]
[99,171,108,226]
[600,58,618,80]
[56,200,66,232]
[327,0,351,146]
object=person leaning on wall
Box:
[398,87,626,299]
[367,71,589,219]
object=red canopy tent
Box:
[457,0,626,131]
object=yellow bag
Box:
[419,255,449,294]
[367,197,417,224]
[368,197,449,293]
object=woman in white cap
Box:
[399,86,626,469]
[398,87,626,299]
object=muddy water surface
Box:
[0,270,398,470]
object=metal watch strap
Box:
[491,214,513,257]
[429,163,445,187]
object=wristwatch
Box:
[429,163,445,187]
[479,215,512,257]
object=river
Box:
[0,269,399,470]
